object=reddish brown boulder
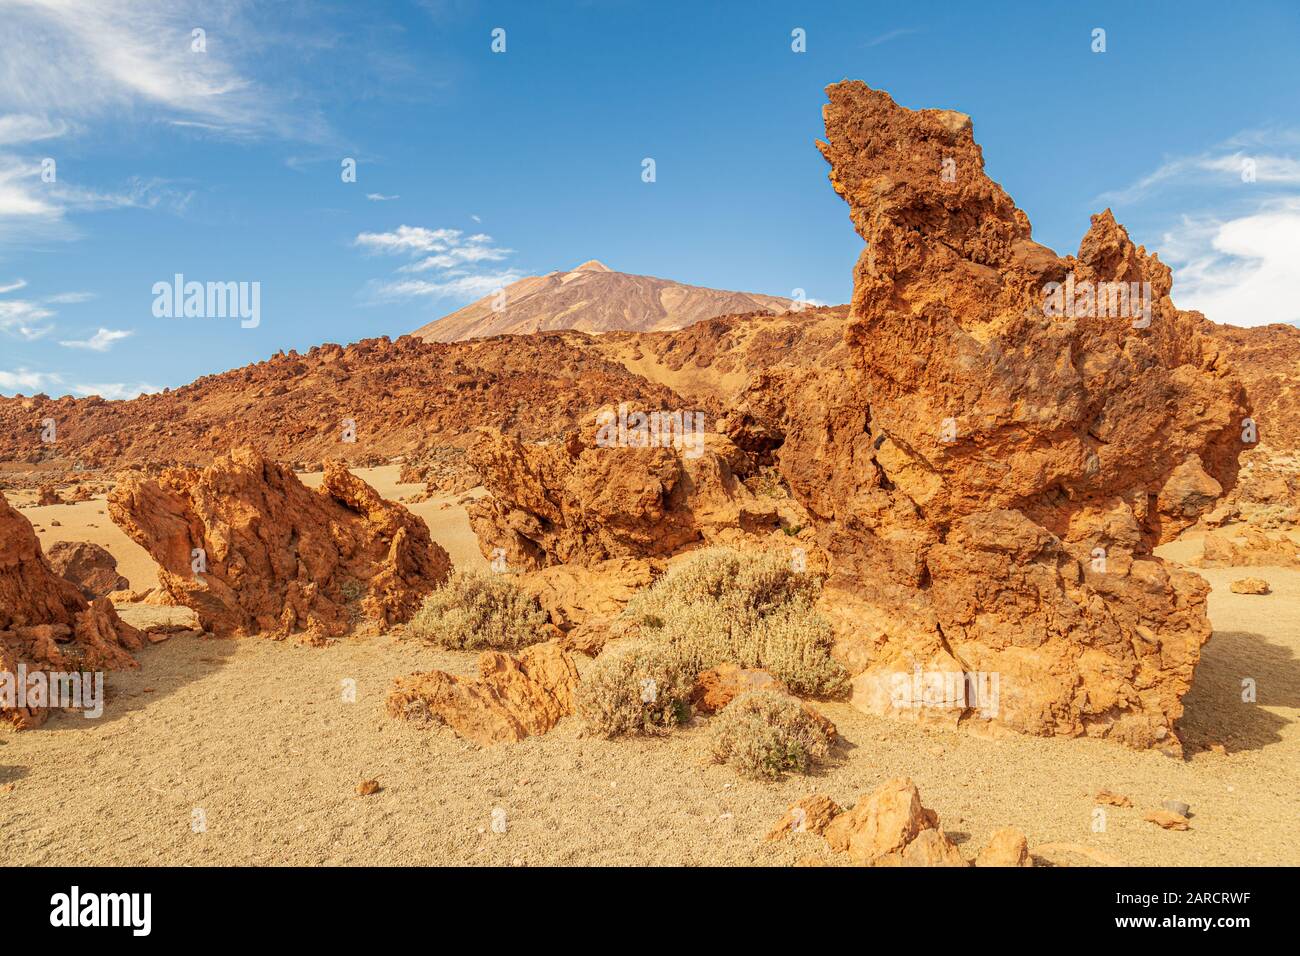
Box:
[386,641,579,745]
[46,541,130,600]
[752,81,1248,752]
[0,494,143,728]
[107,447,450,639]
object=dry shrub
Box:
[574,641,694,737]
[708,690,833,780]
[622,547,848,697]
[406,569,547,650]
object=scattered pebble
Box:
[356,779,381,796]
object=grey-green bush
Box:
[406,570,548,650]
[622,547,848,697]
[708,689,834,780]
[574,641,695,737]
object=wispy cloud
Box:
[371,271,524,302]
[0,279,95,340]
[0,0,309,137]
[69,381,161,400]
[1096,127,1300,206]
[59,327,133,351]
[355,224,522,302]
[365,193,399,202]
[0,113,69,146]
[0,297,55,340]
[864,28,918,48]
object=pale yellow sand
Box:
[2,492,1297,866]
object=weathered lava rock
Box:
[1,494,143,728]
[107,447,450,639]
[756,82,1250,752]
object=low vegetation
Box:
[406,570,548,650]
[574,641,695,737]
[708,690,834,780]
[622,547,848,697]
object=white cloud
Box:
[1164,198,1300,327]
[0,277,27,293]
[59,327,133,351]
[365,193,399,202]
[354,225,463,254]
[0,367,62,392]
[356,224,522,303]
[372,270,523,302]
[70,381,161,400]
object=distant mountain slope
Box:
[412,260,794,342]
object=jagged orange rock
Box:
[1200,529,1300,569]
[748,81,1248,752]
[466,426,792,573]
[766,794,843,841]
[0,494,143,728]
[386,642,579,745]
[824,777,965,866]
[975,827,1032,867]
[107,447,450,639]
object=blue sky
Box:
[2,0,1298,399]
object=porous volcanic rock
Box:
[1228,577,1270,595]
[750,81,1249,752]
[107,447,450,639]
[465,425,796,573]
[1200,528,1300,570]
[46,540,130,600]
[386,641,579,745]
[824,777,966,866]
[1,494,143,728]
[975,826,1032,867]
[766,794,844,841]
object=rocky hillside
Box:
[0,333,701,476]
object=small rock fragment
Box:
[1229,577,1270,594]
[1095,789,1133,807]
[1144,809,1190,830]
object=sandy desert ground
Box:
[1,468,1296,867]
